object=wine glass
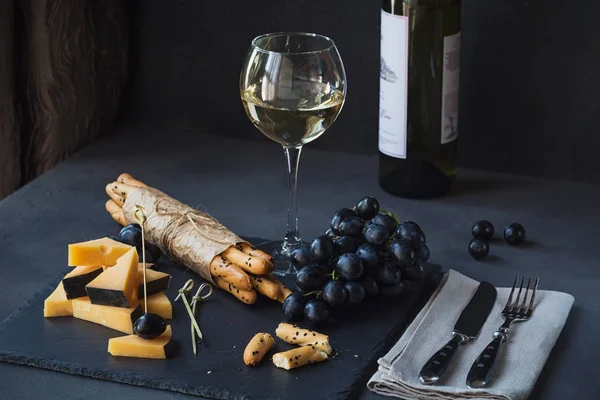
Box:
[240,32,347,276]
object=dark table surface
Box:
[1,126,599,400]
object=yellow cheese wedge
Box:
[44,282,76,317]
[72,298,142,334]
[108,325,173,359]
[68,237,132,267]
[140,292,172,319]
[85,247,139,308]
[137,266,171,298]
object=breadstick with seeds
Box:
[222,247,273,275]
[105,200,126,225]
[105,183,126,205]
[267,274,293,303]
[250,274,282,302]
[237,242,274,265]
[117,173,147,188]
[243,333,274,366]
[272,346,328,370]
[210,256,252,290]
[275,323,332,355]
[213,276,257,305]
[110,181,137,198]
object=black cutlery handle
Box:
[466,335,504,388]
[419,334,464,385]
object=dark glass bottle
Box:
[379,0,461,198]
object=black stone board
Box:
[0,237,439,400]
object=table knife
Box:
[419,281,497,385]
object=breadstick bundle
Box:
[104,173,291,305]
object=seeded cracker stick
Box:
[275,323,332,355]
[209,257,252,290]
[272,346,328,370]
[213,276,257,305]
[111,181,137,197]
[267,275,293,303]
[243,333,274,366]
[250,274,282,301]
[117,172,148,188]
[222,247,273,275]
[105,199,126,226]
[238,242,274,264]
[105,183,126,205]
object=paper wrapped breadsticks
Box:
[104,174,291,305]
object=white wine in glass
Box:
[240,32,347,276]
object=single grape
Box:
[304,299,330,324]
[389,239,416,266]
[375,260,402,286]
[361,275,379,297]
[331,208,358,235]
[468,238,490,260]
[296,265,328,291]
[344,282,366,307]
[334,236,358,255]
[395,222,426,249]
[338,217,365,237]
[282,292,307,321]
[335,253,365,281]
[369,214,398,235]
[417,244,430,263]
[355,243,382,272]
[133,313,167,339]
[356,196,380,220]
[119,224,142,247]
[472,220,495,241]
[322,280,347,308]
[310,235,335,263]
[364,224,391,246]
[291,246,314,268]
[380,282,406,297]
[401,220,422,232]
[504,223,526,245]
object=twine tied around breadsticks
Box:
[154,198,233,252]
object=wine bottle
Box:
[379,0,461,198]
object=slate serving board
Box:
[0,237,441,400]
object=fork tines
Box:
[503,274,539,318]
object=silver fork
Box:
[466,274,539,389]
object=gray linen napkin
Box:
[368,270,574,400]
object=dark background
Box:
[118,0,600,183]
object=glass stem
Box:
[282,145,303,254]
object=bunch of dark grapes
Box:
[282,196,430,325]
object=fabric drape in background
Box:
[0,0,20,199]
[0,0,128,199]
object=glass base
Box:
[256,240,306,276]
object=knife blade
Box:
[418,281,497,385]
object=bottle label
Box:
[441,32,460,144]
[378,10,408,159]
